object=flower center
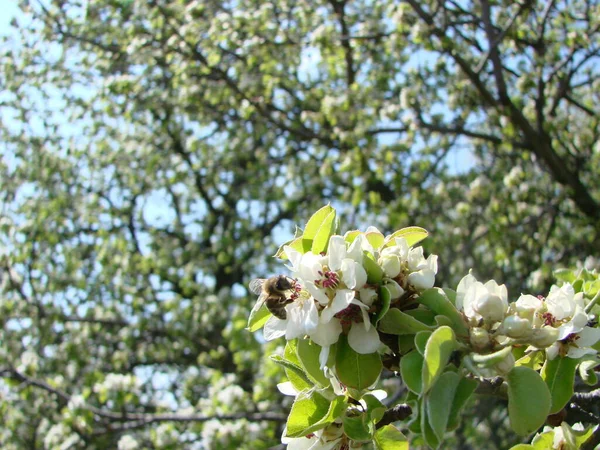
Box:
[541,312,556,326]
[315,270,339,289]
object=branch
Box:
[329,0,356,86]
[375,403,412,429]
[0,367,286,432]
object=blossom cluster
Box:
[457,273,600,376]
[260,227,437,367]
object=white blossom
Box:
[456,273,508,323]
[118,435,139,450]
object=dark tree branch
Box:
[375,403,412,429]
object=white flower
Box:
[381,238,438,291]
[380,254,401,278]
[540,284,600,359]
[263,294,319,341]
[546,284,583,322]
[456,274,508,323]
[500,315,531,338]
[118,435,139,450]
[327,235,367,289]
[282,424,344,450]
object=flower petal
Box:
[321,290,354,323]
[304,281,330,305]
[277,382,298,396]
[310,320,342,347]
[327,235,346,272]
[263,316,287,341]
[348,322,380,354]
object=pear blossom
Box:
[515,284,600,359]
[379,238,438,291]
[456,273,508,323]
[281,424,344,450]
[263,292,319,341]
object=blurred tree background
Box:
[0,0,598,448]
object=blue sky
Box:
[0,1,18,33]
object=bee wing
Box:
[249,278,266,295]
[250,292,269,317]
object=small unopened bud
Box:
[407,269,435,291]
[380,255,401,278]
[501,315,531,338]
[358,288,378,307]
[529,327,559,348]
[470,327,491,351]
[476,293,507,323]
[383,280,404,300]
[494,351,515,375]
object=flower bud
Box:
[382,280,404,300]
[475,293,506,323]
[529,327,559,348]
[407,269,435,291]
[358,287,378,307]
[380,255,401,278]
[501,315,531,338]
[470,327,491,351]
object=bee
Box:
[249,275,297,320]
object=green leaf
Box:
[553,268,576,284]
[344,230,361,244]
[415,331,432,355]
[515,350,544,370]
[417,289,469,337]
[541,356,578,414]
[421,398,440,449]
[378,308,433,335]
[361,393,386,424]
[296,338,330,387]
[247,304,271,332]
[363,253,384,284]
[422,326,457,394]
[304,204,336,240]
[335,335,382,391]
[404,307,437,326]
[373,285,392,325]
[270,355,311,392]
[284,340,312,392]
[365,229,385,249]
[311,210,336,254]
[273,235,311,259]
[343,413,372,442]
[470,346,513,368]
[578,358,599,385]
[384,227,429,248]
[447,376,478,430]
[398,334,416,354]
[530,431,555,449]
[426,371,460,441]
[509,445,535,449]
[286,391,344,437]
[400,350,424,394]
[301,395,347,437]
[374,425,409,450]
[506,367,551,436]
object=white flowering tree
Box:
[249,205,600,449]
[1,0,599,448]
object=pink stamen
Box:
[542,312,556,326]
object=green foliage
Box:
[1,0,599,447]
[541,356,578,414]
[506,367,552,436]
[335,335,382,391]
